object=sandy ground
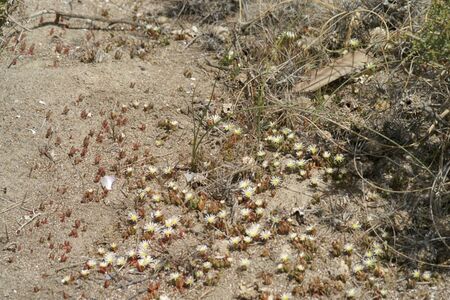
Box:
[1,1,448,300]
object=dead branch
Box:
[25,9,146,29]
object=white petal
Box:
[100,176,116,191]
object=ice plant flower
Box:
[242,187,255,199]
[128,211,139,223]
[260,230,272,240]
[241,208,251,218]
[116,256,126,267]
[239,179,251,190]
[104,252,116,265]
[218,210,228,219]
[165,216,180,228]
[334,154,345,164]
[245,223,260,239]
[196,244,208,253]
[152,194,162,202]
[205,214,217,225]
[240,258,251,270]
[270,176,281,187]
[162,228,175,238]
[147,165,159,176]
[307,144,318,155]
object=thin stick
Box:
[7,14,31,31]
[16,212,41,234]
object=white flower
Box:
[422,271,431,281]
[307,144,318,155]
[242,187,255,199]
[270,176,281,187]
[239,179,251,190]
[97,247,106,255]
[218,210,228,219]
[233,127,242,135]
[184,192,194,201]
[240,208,251,218]
[153,210,163,219]
[169,272,181,282]
[80,269,90,277]
[272,135,284,145]
[260,230,272,240]
[349,38,360,48]
[279,252,290,262]
[196,245,208,253]
[296,159,306,168]
[86,259,97,268]
[285,159,297,170]
[205,214,217,224]
[152,194,162,202]
[255,199,264,207]
[116,256,126,266]
[255,207,265,216]
[137,256,153,268]
[325,167,334,175]
[207,114,221,126]
[240,258,251,269]
[162,227,175,238]
[322,151,331,159]
[147,165,159,176]
[256,150,266,157]
[281,293,292,300]
[222,123,234,132]
[412,270,421,279]
[195,270,204,278]
[294,142,303,151]
[202,261,212,269]
[363,257,377,269]
[185,276,194,286]
[334,154,344,164]
[165,216,180,228]
[128,211,139,223]
[243,236,252,243]
[346,288,357,299]
[353,264,364,273]
[144,222,159,233]
[138,241,150,257]
[166,181,178,190]
[351,221,361,230]
[163,166,174,175]
[229,236,241,246]
[127,249,137,258]
[343,243,353,254]
[245,223,260,238]
[104,252,116,265]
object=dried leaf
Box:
[294,51,373,93]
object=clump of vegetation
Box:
[165,0,239,24]
[413,0,449,65]
[0,0,7,28]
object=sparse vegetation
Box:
[0,0,448,299]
